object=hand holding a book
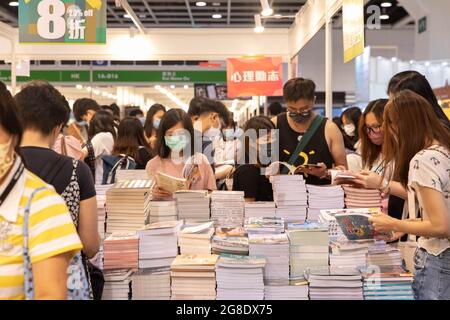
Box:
[369,213,398,237]
[152,185,173,200]
[351,170,383,189]
[295,162,328,179]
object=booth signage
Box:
[342,0,365,63]
[92,70,226,83]
[18,0,107,44]
[0,70,90,82]
[226,57,283,98]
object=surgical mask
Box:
[76,120,88,127]
[289,110,312,124]
[344,124,356,137]
[368,131,384,146]
[205,127,221,139]
[153,118,161,130]
[165,135,188,151]
[139,117,146,126]
[0,139,14,179]
[223,129,235,140]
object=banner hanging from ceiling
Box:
[19,0,106,44]
[342,0,365,63]
[227,56,283,98]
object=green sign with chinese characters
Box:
[19,0,106,44]
[92,70,227,83]
[0,70,90,82]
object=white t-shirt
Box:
[91,132,114,185]
[408,145,450,256]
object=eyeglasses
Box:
[365,125,382,135]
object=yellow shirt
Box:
[0,160,83,300]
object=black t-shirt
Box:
[21,147,96,201]
[136,147,153,169]
[233,164,274,201]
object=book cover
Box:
[335,211,392,241]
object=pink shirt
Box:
[146,153,217,191]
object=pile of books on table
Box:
[367,242,403,267]
[360,266,414,300]
[102,269,133,300]
[329,240,371,269]
[248,233,290,285]
[307,267,364,300]
[212,227,249,256]
[146,200,178,224]
[287,223,329,279]
[137,221,182,269]
[211,191,245,228]
[178,221,214,254]
[170,254,219,300]
[173,190,210,222]
[216,254,266,300]
[244,202,276,218]
[270,175,307,223]
[244,217,285,234]
[105,180,152,233]
[318,209,347,242]
[264,284,309,300]
[103,233,139,271]
[131,268,171,300]
[95,184,111,240]
[306,185,345,222]
[342,186,382,209]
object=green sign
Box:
[0,70,90,82]
[92,71,227,83]
[418,16,427,34]
[19,0,106,44]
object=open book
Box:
[154,158,200,193]
[335,211,393,241]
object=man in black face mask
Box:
[271,78,347,185]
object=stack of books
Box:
[287,223,329,279]
[244,202,276,218]
[248,233,290,285]
[307,266,364,300]
[171,254,219,300]
[342,186,382,209]
[105,180,152,233]
[264,284,309,300]
[146,201,178,224]
[367,242,403,267]
[131,268,171,300]
[212,227,249,256]
[361,266,414,300]
[210,191,245,228]
[329,240,372,269]
[318,209,348,242]
[137,221,182,269]
[95,184,111,240]
[178,221,215,254]
[103,233,139,271]
[216,254,266,300]
[306,185,345,222]
[116,170,149,183]
[173,190,211,222]
[244,217,285,234]
[270,175,307,223]
[102,269,133,300]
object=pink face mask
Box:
[368,131,384,146]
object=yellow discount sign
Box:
[343,0,365,63]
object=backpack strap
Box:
[281,115,324,174]
[39,156,68,185]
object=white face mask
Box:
[344,124,356,137]
[0,139,14,180]
[204,127,221,139]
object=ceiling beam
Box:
[227,0,232,25]
[0,6,17,24]
[142,0,159,24]
[116,0,147,34]
[107,6,125,26]
[184,0,195,26]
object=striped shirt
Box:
[0,158,82,300]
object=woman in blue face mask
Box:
[146,109,217,200]
[143,103,166,151]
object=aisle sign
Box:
[19,0,107,44]
[342,0,365,63]
[227,57,283,98]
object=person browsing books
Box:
[146,109,216,200]
[272,78,347,185]
[143,103,166,150]
[368,90,450,300]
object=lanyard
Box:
[0,161,25,207]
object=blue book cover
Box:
[335,213,391,241]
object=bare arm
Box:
[387,181,408,200]
[78,197,100,259]
[325,120,348,170]
[271,116,278,127]
[33,252,73,300]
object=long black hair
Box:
[88,110,117,140]
[155,108,195,159]
[0,81,22,151]
[144,103,166,138]
[113,117,152,163]
[388,71,450,129]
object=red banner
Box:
[226,57,283,98]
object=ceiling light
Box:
[93,89,100,95]
[8,1,19,7]
[380,14,389,20]
[212,2,221,6]
[154,85,161,90]
[86,86,92,92]
[410,60,415,64]
[391,57,398,62]
[102,92,109,97]
[442,62,448,67]
[381,2,393,8]
[184,85,189,90]
[274,14,282,19]
[170,85,176,89]
[260,0,273,17]
[196,1,207,6]
[76,84,83,90]
[212,14,222,19]
[425,61,431,67]
[124,14,132,19]
[254,14,264,33]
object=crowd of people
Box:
[0,69,449,300]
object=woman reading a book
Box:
[369,90,450,300]
[146,109,216,200]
